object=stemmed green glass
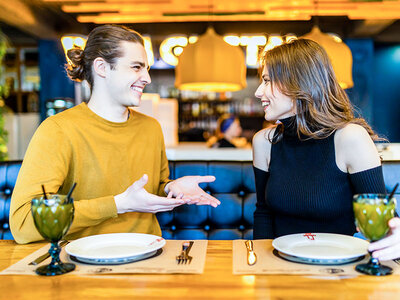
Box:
[31,194,75,276]
[353,193,396,276]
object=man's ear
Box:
[93,57,107,78]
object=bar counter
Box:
[166,142,252,161]
[1,240,400,299]
[166,142,400,161]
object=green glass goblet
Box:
[31,194,75,276]
[353,193,396,276]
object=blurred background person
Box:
[207,114,248,148]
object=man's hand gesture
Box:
[166,176,220,208]
[115,174,188,214]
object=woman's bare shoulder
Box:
[252,126,277,171]
[335,123,371,145]
[335,123,380,173]
[253,126,276,147]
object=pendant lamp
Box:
[175,27,247,92]
[302,26,354,89]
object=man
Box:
[10,25,219,244]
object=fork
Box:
[176,241,194,264]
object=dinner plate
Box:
[65,233,165,264]
[69,250,158,265]
[272,233,368,264]
[276,251,364,265]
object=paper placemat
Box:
[0,240,207,275]
[233,239,400,276]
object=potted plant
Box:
[0,29,9,161]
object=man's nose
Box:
[142,69,151,84]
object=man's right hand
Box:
[114,174,187,214]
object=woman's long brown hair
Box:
[261,38,380,142]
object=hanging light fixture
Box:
[61,34,88,64]
[175,27,247,92]
[302,26,354,89]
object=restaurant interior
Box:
[1,0,400,159]
[1,1,400,297]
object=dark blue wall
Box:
[346,39,374,124]
[346,39,400,142]
[373,44,400,142]
[38,39,75,120]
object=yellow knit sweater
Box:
[10,103,170,244]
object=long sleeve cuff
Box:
[349,165,386,194]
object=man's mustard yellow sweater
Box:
[10,103,170,244]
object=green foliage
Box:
[0,29,9,161]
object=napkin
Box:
[0,240,207,275]
[233,239,400,276]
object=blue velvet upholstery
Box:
[0,161,22,240]
[156,162,256,240]
[1,160,400,240]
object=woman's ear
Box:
[291,99,297,114]
[93,57,107,78]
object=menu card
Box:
[0,240,207,275]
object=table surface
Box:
[1,240,399,299]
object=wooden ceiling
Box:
[43,0,400,23]
[1,0,400,42]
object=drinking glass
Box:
[353,193,396,276]
[31,194,75,275]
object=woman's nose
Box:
[255,84,264,99]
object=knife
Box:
[29,240,69,266]
[245,240,257,266]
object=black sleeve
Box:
[349,165,387,194]
[253,166,274,239]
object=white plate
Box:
[272,233,368,261]
[65,233,165,264]
[276,251,364,265]
[70,250,158,265]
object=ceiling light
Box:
[302,26,353,89]
[175,27,247,92]
[61,34,87,64]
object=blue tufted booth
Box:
[158,161,256,240]
[1,160,400,240]
[0,161,22,240]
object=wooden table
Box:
[1,240,399,299]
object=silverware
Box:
[245,240,257,266]
[29,240,69,266]
[176,241,194,264]
[185,241,194,264]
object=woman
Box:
[208,114,244,148]
[252,38,400,261]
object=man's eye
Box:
[132,65,141,70]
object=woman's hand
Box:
[166,176,220,208]
[368,217,400,261]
